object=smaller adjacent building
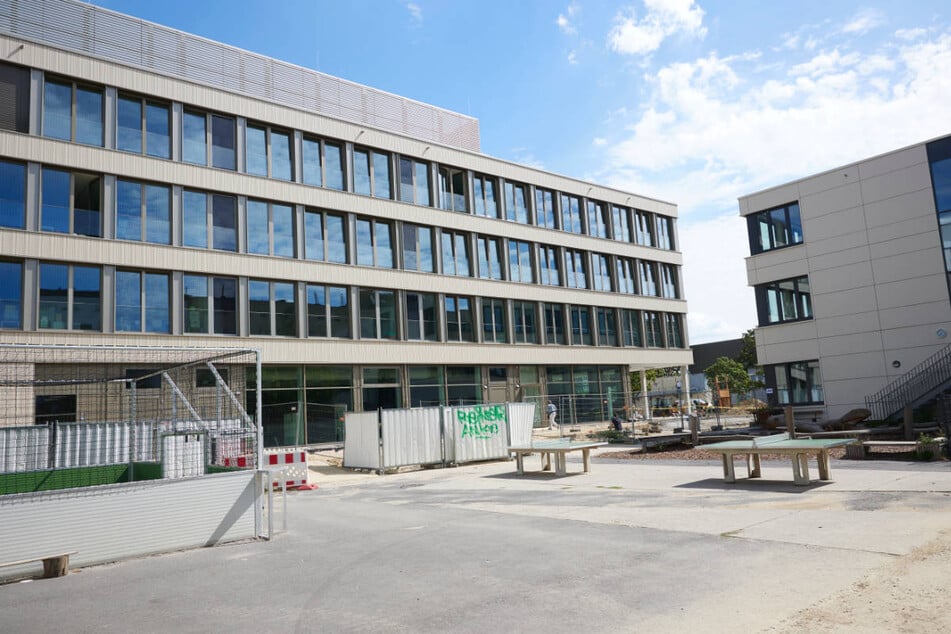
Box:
[739,135,951,420]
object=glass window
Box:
[211,114,236,170]
[616,258,636,294]
[639,261,658,296]
[441,230,471,276]
[116,270,169,333]
[182,111,207,165]
[304,209,347,263]
[212,194,237,252]
[755,275,812,325]
[660,263,679,299]
[570,305,593,345]
[38,263,69,330]
[477,236,503,280]
[356,218,394,268]
[117,96,142,154]
[634,210,655,246]
[769,360,823,405]
[473,174,499,218]
[544,303,566,345]
[664,313,684,348]
[352,148,392,198]
[597,308,618,347]
[0,61,30,134]
[145,102,171,159]
[504,181,529,224]
[591,254,612,292]
[362,367,402,410]
[409,366,444,407]
[621,309,642,347]
[248,280,297,337]
[656,215,674,250]
[307,284,350,338]
[612,205,631,242]
[539,245,560,287]
[747,202,803,254]
[247,200,295,258]
[116,180,170,244]
[445,295,474,342]
[398,156,431,205]
[0,260,22,329]
[324,141,344,190]
[42,79,72,141]
[644,311,663,347]
[302,137,322,187]
[508,240,534,283]
[183,190,208,248]
[561,194,582,233]
[535,188,556,229]
[75,85,103,147]
[0,160,26,229]
[246,125,268,176]
[586,200,609,238]
[446,366,480,405]
[271,130,293,181]
[72,265,101,331]
[565,249,587,289]
[40,167,70,233]
[183,274,236,335]
[359,288,397,340]
[439,166,468,212]
[513,301,537,344]
[41,168,101,237]
[353,148,371,196]
[482,298,507,343]
[402,223,434,273]
[406,292,438,341]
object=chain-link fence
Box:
[0,344,260,495]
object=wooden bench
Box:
[0,551,77,578]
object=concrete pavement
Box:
[1,450,948,633]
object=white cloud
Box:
[608,0,707,56]
[592,137,607,146]
[568,50,578,64]
[896,27,927,41]
[842,8,886,35]
[596,28,951,342]
[557,2,580,35]
[405,2,422,25]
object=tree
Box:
[629,368,667,400]
[703,356,751,398]
[736,328,758,370]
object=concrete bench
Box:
[847,438,945,459]
[0,551,77,578]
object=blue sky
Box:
[91,0,951,344]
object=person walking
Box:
[547,400,558,429]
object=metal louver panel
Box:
[0,0,480,151]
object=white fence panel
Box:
[0,471,258,581]
[381,408,443,468]
[448,404,510,464]
[162,433,205,479]
[343,411,381,469]
[0,426,49,472]
[506,402,536,446]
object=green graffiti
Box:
[457,405,506,439]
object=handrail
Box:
[866,343,951,420]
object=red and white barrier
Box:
[264,448,312,489]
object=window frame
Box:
[248,279,298,337]
[747,202,803,255]
[306,283,351,339]
[38,262,101,331]
[304,208,348,264]
[755,275,812,326]
[115,269,170,334]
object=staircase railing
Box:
[866,343,951,420]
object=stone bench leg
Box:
[721,453,737,483]
[582,449,591,473]
[541,452,551,471]
[792,453,811,485]
[747,453,762,479]
[554,453,567,476]
[515,452,525,475]
[817,451,831,480]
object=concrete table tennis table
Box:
[703,433,854,486]
[508,440,608,476]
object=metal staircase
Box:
[866,343,951,420]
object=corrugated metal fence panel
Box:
[0,0,481,151]
[343,411,380,469]
[448,404,510,464]
[0,426,49,472]
[0,471,257,581]
[381,408,443,468]
[506,402,536,446]
[55,422,130,468]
